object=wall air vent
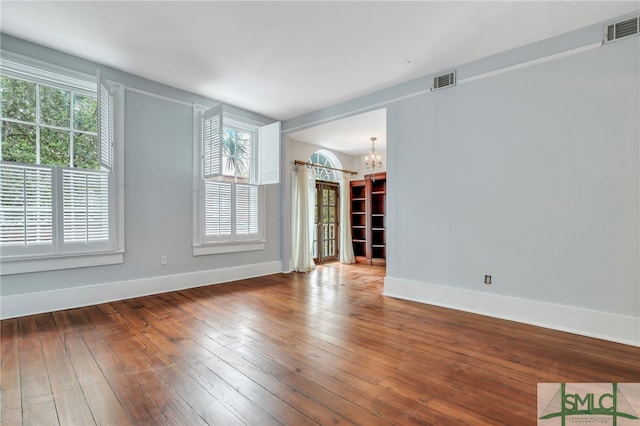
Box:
[432,71,456,91]
[605,16,639,42]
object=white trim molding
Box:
[1,251,124,275]
[193,241,266,256]
[384,277,640,347]
[0,261,282,319]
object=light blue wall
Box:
[0,34,282,297]
[387,35,639,316]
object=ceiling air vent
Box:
[605,16,639,42]
[432,71,456,91]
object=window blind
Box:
[62,169,110,243]
[253,121,280,185]
[205,181,231,237]
[236,184,259,235]
[99,80,113,170]
[202,106,223,179]
[0,163,53,246]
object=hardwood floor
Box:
[1,263,639,425]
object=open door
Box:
[313,181,339,263]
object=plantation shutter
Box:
[98,78,113,170]
[252,121,280,185]
[0,164,53,247]
[205,181,232,238]
[62,169,110,244]
[235,184,259,235]
[202,106,223,179]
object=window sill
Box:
[0,251,124,275]
[193,241,265,256]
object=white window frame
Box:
[192,105,279,256]
[0,51,125,274]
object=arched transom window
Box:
[309,150,342,182]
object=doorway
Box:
[313,181,339,264]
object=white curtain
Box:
[339,172,355,264]
[291,166,316,272]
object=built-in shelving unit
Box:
[350,172,386,266]
[350,180,367,263]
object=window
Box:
[309,150,339,182]
[193,105,279,255]
[0,53,124,274]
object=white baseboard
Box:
[384,276,640,347]
[0,261,282,320]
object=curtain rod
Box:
[294,160,358,175]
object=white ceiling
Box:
[1,1,637,153]
[289,108,387,155]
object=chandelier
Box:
[364,136,382,169]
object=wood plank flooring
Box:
[1,263,639,425]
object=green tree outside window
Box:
[0,75,98,169]
[223,128,251,179]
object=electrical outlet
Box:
[161,255,168,265]
[484,275,492,285]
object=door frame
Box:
[313,180,340,264]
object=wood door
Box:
[313,182,339,263]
